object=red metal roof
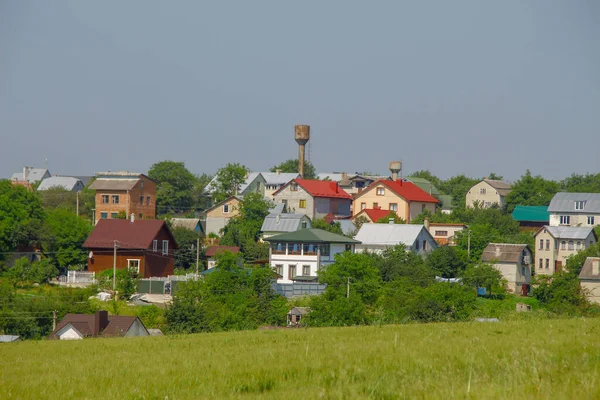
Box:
[357,179,439,203]
[355,208,398,222]
[83,219,177,249]
[294,179,352,199]
[205,246,241,257]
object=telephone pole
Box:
[346,277,350,298]
[196,237,200,278]
[113,240,119,291]
[76,191,79,217]
[467,230,472,259]
[52,310,57,331]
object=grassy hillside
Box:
[2,318,600,399]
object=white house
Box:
[480,243,533,294]
[263,228,360,284]
[353,223,438,254]
[548,192,600,228]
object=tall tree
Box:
[270,159,316,179]
[561,173,600,193]
[212,163,248,203]
[148,161,198,214]
[192,173,213,211]
[170,226,203,271]
[438,174,479,209]
[408,170,442,189]
[42,209,92,271]
[504,170,560,212]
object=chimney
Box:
[294,125,310,178]
[424,217,430,230]
[495,246,501,257]
[389,161,402,181]
[276,169,281,175]
[23,166,31,181]
[276,214,280,224]
[94,310,109,335]
[130,213,135,223]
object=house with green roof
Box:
[263,229,360,284]
[511,206,549,230]
[405,176,454,213]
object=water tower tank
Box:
[294,125,310,145]
[389,161,402,180]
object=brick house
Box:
[272,179,352,220]
[83,218,178,278]
[89,172,156,224]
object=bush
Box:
[533,273,589,315]
[97,269,137,299]
[4,257,58,286]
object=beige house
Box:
[481,243,533,294]
[466,179,512,209]
[547,192,600,228]
[205,196,242,236]
[579,257,600,304]
[352,179,438,223]
[427,222,467,246]
[533,225,597,276]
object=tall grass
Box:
[2,318,599,399]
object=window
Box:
[561,241,566,250]
[546,239,550,250]
[100,212,108,219]
[291,183,298,192]
[361,202,366,210]
[539,258,543,269]
[356,181,365,189]
[111,195,119,204]
[146,196,151,206]
[372,202,379,209]
[101,195,109,204]
[139,213,143,219]
[568,241,574,251]
[275,264,283,276]
[299,199,306,209]
[345,244,352,252]
[422,240,427,251]
[521,266,526,276]
[303,265,310,276]
[271,242,285,255]
[435,231,448,237]
[301,221,308,229]
[288,243,301,255]
[223,204,229,213]
[319,244,330,257]
[141,180,144,189]
[545,259,549,269]
[577,241,582,250]
[560,215,570,225]
[162,240,169,256]
[589,216,595,225]
[288,265,296,279]
[127,259,140,274]
[415,241,420,250]
[389,203,398,211]
[480,187,487,194]
[110,212,118,219]
[422,204,426,212]
[140,195,144,205]
[376,187,385,196]
[303,243,317,255]
[153,240,158,252]
[575,201,586,210]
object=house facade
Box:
[49,311,149,339]
[264,229,360,284]
[89,172,156,224]
[481,243,532,294]
[352,179,438,223]
[272,179,352,220]
[354,223,438,254]
[84,219,178,278]
[466,179,512,209]
[533,226,597,275]
[579,257,600,305]
[204,195,242,236]
[548,192,600,228]
[427,222,467,246]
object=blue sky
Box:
[1,1,598,181]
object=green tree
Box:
[426,246,468,278]
[4,257,58,286]
[270,159,316,179]
[311,218,344,235]
[561,173,600,193]
[487,172,504,181]
[192,173,213,210]
[438,174,479,209]
[375,244,434,284]
[375,211,406,224]
[38,187,77,212]
[533,273,589,314]
[408,170,442,190]
[212,163,248,203]
[148,161,198,214]
[171,226,203,271]
[564,242,600,276]
[42,208,92,271]
[461,263,505,294]
[504,170,560,212]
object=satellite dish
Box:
[89,251,94,259]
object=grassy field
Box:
[2,318,600,399]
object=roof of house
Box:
[481,243,530,263]
[89,178,140,191]
[536,225,597,240]
[354,208,397,222]
[548,192,600,213]
[288,307,311,315]
[354,223,431,247]
[337,219,357,235]
[50,313,142,338]
[578,257,600,281]
[512,206,550,222]
[205,195,242,213]
[289,179,353,199]
[0,335,20,343]
[316,172,344,182]
[37,176,84,191]
[170,218,200,231]
[263,228,360,244]
[83,219,177,249]
[482,179,512,196]
[261,213,310,233]
[261,172,300,186]
[238,172,264,194]
[405,177,443,197]
[205,245,240,257]
[355,179,439,203]
[11,168,49,183]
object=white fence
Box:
[67,271,97,284]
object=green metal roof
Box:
[511,206,550,222]
[405,177,442,196]
[437,194,454,210]
[263,228,361,244]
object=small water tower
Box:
[295,125,310,178]
[389,161,402,181]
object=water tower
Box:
[294,125,310,178]
[389,161,402,181]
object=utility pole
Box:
[113,240,119,291]
[346,277,350,298]
[467,230,472,259]
[52,310,57,331]
[196,237,200,278]
[76,191,79,217]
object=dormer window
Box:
[291,183,298,192]
[575,201,586,210]
[376,187,385,196]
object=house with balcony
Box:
[352,179,438,223]
[264,229,360,284]
[272,179,352,220]
[89,171,156,224]
[481,243,533,294]
[466,179,512,209]
[548,192,600,228]
[533,225,597,275]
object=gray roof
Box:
[548,192,600,214]
[239,172,263,194]
[288,307,311,315]
[317,172,344,182]
[0,335,20,343]
[481,243,530,263]
[37,176,84,191]
[11,168,50,183]
[261,172,300,186]
[170,218,200,231]
[261,213,311,233]
[89,178,139,191]
[337,219,357,235]
[483,179,512,196]
[578,257,600,281]
[354,223,428,247]
[540,225,596,240]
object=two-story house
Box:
[89,172,156,224]
[466,179,512,209]
[204,195,242,236]
[352,179,438,223]
[481,243,533,294]
[534,225,597,275]
[83,218,178,278]
[272,179,352,220]
[264,228,360,284]
[548,192,600,228]
[262,172,301,197]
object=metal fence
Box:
[137,274,199,295]
[67,271,96,284]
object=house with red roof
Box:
[83,218,178,278]
[272,179,352,220]
[49,310,149,340]
[352,179,438,223]
[352,208,398,223]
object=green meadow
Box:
[2,318,600,399]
